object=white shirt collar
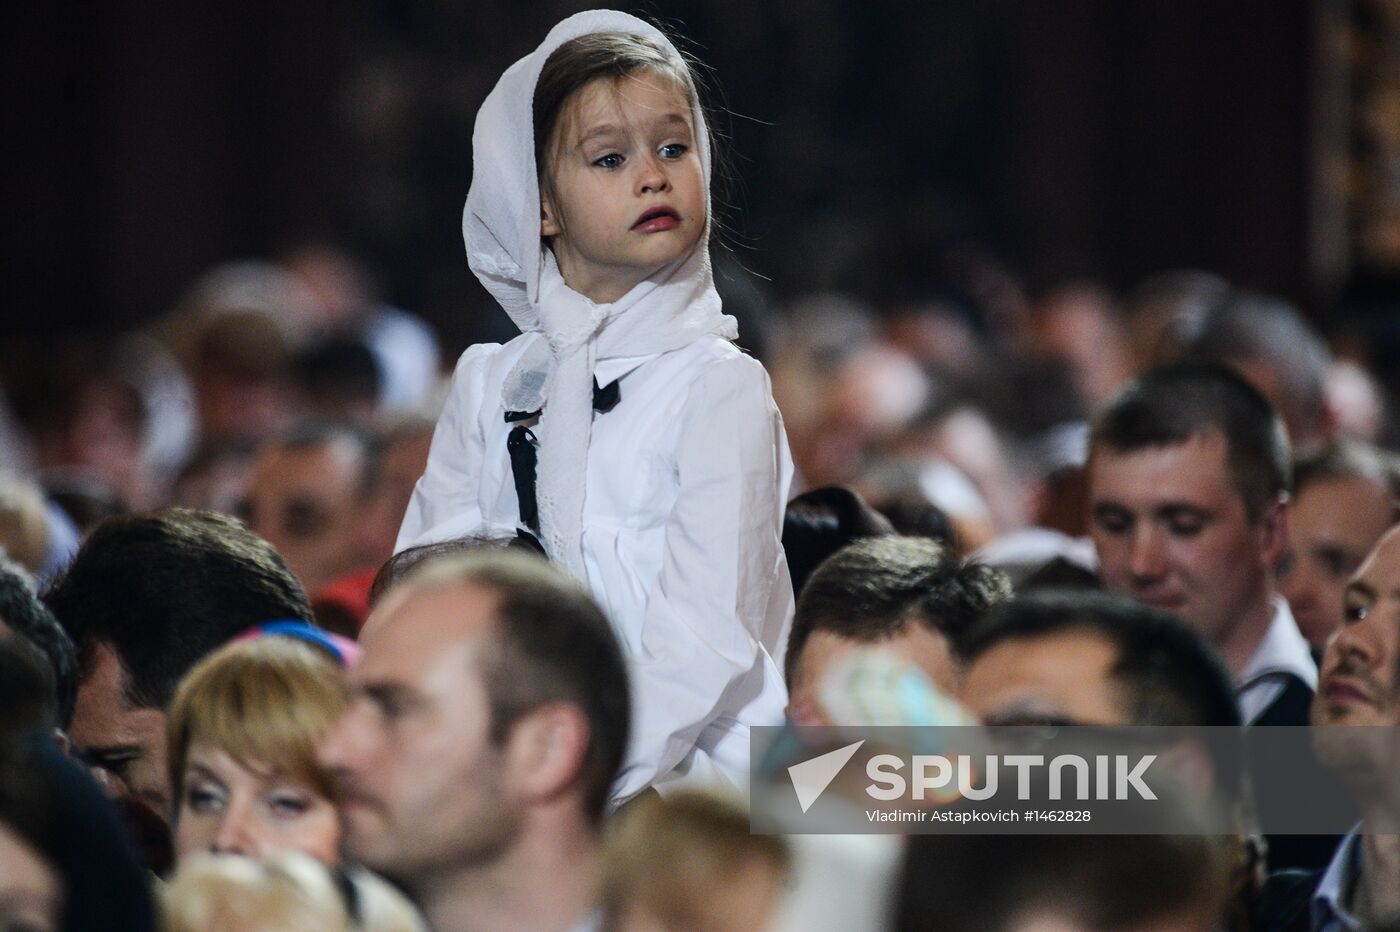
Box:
[594,353,655,388]
[1239,597,1318,691]
[1313,828,1365,931]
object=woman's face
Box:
[174,743,341,866]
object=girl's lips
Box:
[632,208,680,232]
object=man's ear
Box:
[1259,494,1290,574]
[505,702,589,805]
[540,194,561,238]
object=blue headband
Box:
[237,619,359,666]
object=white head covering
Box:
[463,9,737,578]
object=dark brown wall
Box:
[12,0,1314,340]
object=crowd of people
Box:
[4,9,1400,932]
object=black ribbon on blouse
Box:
[505,377,620,548]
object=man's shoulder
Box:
[1253,868,1320,932]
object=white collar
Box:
[594,353,655,387]
[1313,827,1365,931]
[1238,596,1318,691]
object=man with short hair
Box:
[44,508,311,872]
[1087,364,1315,725]
[1153,289,1334,454]
[958,589,1240,728]
[318,549,629,932]
[783,536,1010,722]
[1280,441,1400,649]
[1306,525,1400,929]
[948,593,1255,928]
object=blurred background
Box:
[13,1,1398,340]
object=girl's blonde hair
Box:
[601,791,790,929]
[166,636,345,805]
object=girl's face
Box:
[540,70,705,304]
[175,743,341,866]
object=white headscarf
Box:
[463,10,737,579]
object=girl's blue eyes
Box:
[591,144,688,169]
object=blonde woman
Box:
[166,634,346,863]
[165,632,425,930]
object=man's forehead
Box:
[355,580,498,669]
[1089,432,1234,496]
[78,641,129,699]
[980,626,1120,670]
[963,629,1127,722]
[71,645,165,743]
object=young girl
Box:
[397,10,793,802]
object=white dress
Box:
[398,330,794,801]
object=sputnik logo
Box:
[787,740,865,813]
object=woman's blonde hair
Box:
[166,636,345,805]
[601,791,790,929]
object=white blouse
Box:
[397,332,794,801]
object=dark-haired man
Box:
[959,589,1240,729]
[1152,289,1334,455]
[947,593,1249,930]
[319,549,629,932]
[1308,524,1400,929]
[783,536,1011,723]
[45,508,311,873]
[1280,441,1400,649]
[1087,364,1315,726]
